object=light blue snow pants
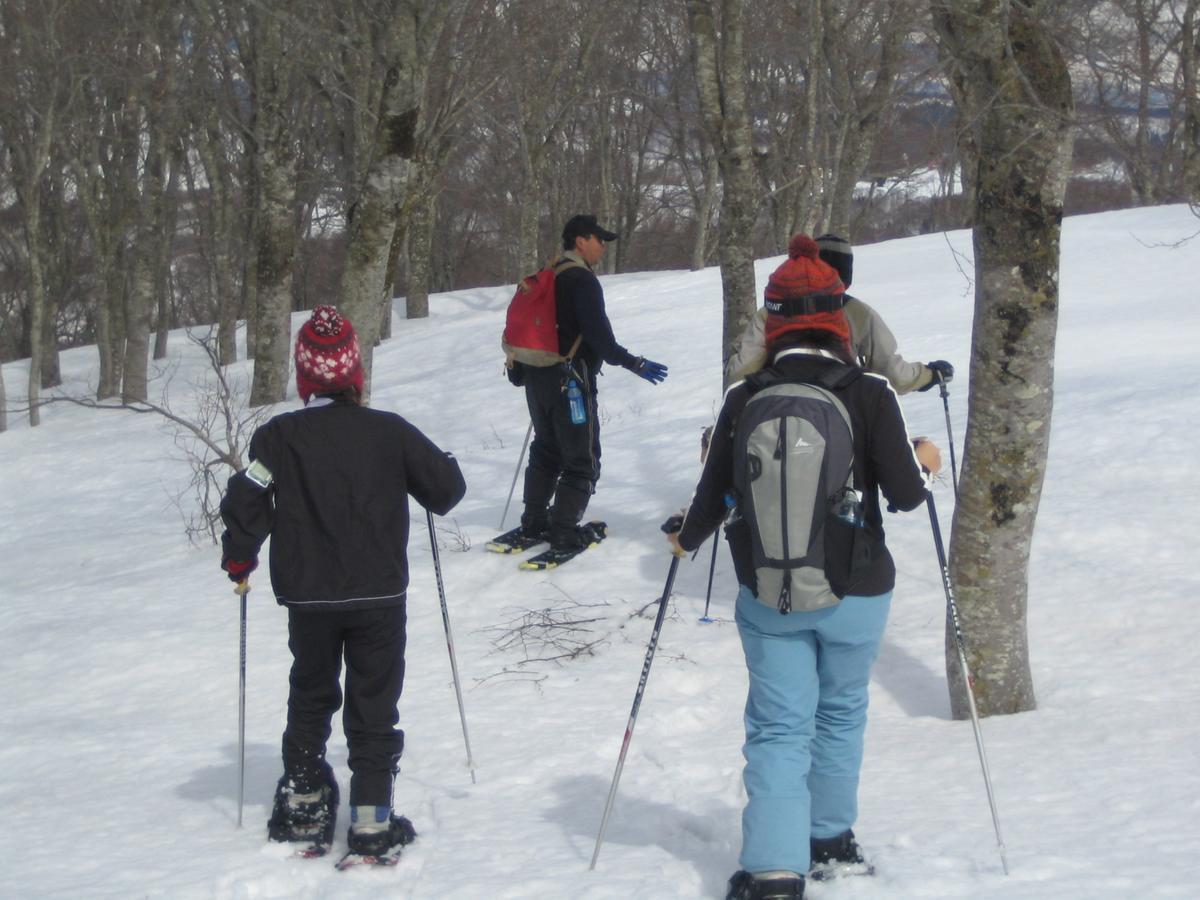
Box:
[734,583,891,874]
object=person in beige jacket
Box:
[724,233,953,393]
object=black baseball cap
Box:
[562,214,619,247]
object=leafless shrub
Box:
[483,587,611,671]
[433,517,472,553]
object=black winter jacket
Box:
[677,349,928,598]
[553,252,640,377]
[220,396,466,610]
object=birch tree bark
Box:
[243,4,306,406]
[685,0,760,372]
[336,1,455,396]
[0,0,70,426]
[931,0,1074,717]
[1182,0,1200,200]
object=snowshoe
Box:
[267,768,339,846]
[518,521,607,570]
[486,524,550,554]
[808,829,874,881]
[726,869,805,899]
[346,809,417,856]
[335,809,416,869]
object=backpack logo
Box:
[733,379,857,614]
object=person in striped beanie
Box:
[763,234,852,362]
[726,234,953,394]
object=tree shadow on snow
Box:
[176,740,314,826]
[872,638,953,719]
[545,773,737,896]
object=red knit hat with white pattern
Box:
[764,234,850,355]
[294,305,364,402]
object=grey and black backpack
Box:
[732,363,867,613]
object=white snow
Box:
[2,205,1199,899]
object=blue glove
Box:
[919,360,954,391]
[633,357,668,384]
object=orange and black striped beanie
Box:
[764,234,849,353]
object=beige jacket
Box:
[723,295,932,394]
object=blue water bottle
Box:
[567,379,587,425]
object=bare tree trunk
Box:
[0,360,6,432]
[931,0,1074,718]
[248,138,297,405]
[337,78,418,395]
[153,146,183,361]
[823,5,906,237]
[690,153,719,271]
[686,0,759,371]
[405,183,435,320]
[245,5,302,407]
[1183,0,1200,200]
[338,3,454,397]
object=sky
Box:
[2,204,1198,899]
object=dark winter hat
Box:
[562,214,619,249]
[294,305,364,403]
[764,234,850,354]
[815,233,853,288]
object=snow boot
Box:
[726,870,805,899]
[346,805,417,856]
[808,829,874,880]
[267,765,339,844]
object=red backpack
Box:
[501,258,585,368]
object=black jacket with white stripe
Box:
[220,395,465,610]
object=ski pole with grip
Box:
[235,580,249,828]
[498,422,533,530]
[926,491,1009,875]
[590,555,680,869]
[935,372,959,500]
[427,507,477,784]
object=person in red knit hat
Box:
[726,233,953,394]
[219,305,465,859]
[293,305,365,402]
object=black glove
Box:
[633,357,668,385]
[661,513,684,534]
[505,360,525,387]
[919,360,954,391]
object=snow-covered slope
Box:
[2,206,1198,899]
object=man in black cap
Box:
[492,214,668,567]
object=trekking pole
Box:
[699,535,718,623]
[935,372,960,501]
[590,555,680,870]
[498,421,533,530]
[235,580,249,828]
[926,491,1009,875]
[427,508,478,784]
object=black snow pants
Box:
[282,603,407,807]
[521,360,601,548]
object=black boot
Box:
[726,870,805,899]
[809,829,874,880]
[346,805,417,856]
[267,763,339,845]
[549,480,593,550]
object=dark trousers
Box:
[282,603,407,807]
[521,361,601,547]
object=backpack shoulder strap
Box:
[745,360,861,396]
